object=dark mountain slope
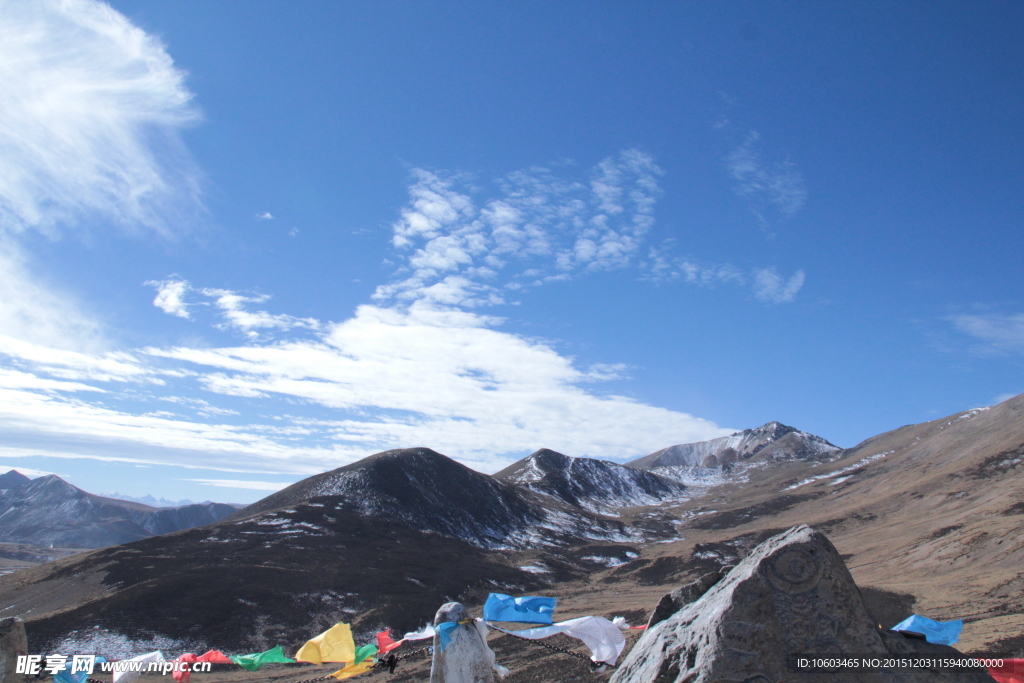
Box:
[0,449,646,653]
[14,499,540,653]
[232,447,633,548]
[493,448,688,512]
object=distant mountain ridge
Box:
[627,421,840,479]
[99,492,199,508]
[0,472,238,549]
[493,448,688,512]
[229,447,635,549]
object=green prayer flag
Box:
[353,643,377,665]
[230,645,295,671]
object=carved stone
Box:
[430,602,495,683]
[612,525,992,683]
[0,617,28,683]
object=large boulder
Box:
[612,525,992,683]
[430,602,506,683]
[0,617,27,683]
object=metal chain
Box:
[391,644,431,662]
[371,643,433,675]
[83,627,606,681]
[485,623,615,670]
[82,646,434,683]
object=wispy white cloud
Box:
[139,302,733,470]
[147,278,191,319]
[0,243,106,350]
[0,332,164,384]
[949,313,1024,354]
[0,0,203,355]
[201,288,320,339]
[644,245,745,287]
[0,366,104,394]
[0,385,337,474]
[727,131,807,232]
[752,267,806,304]
[0,297,735,475]
[160,395,239,417]
[0,0,202,239]
[255,212,273,220]
[375,150,663,308]
[145,278,321,339]
[376,153,803,308]
[644,245,805,305]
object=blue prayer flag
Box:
[483,593,557,624]
[891,615,963,646]
[54,657,106,683]
[436,621,460,651]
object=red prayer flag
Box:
[989,659,1024,683]
[196,650,233,664]
[173,654,198,683]
[376,629,403,654]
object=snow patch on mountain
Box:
[628,421,840,479]
[783,451,892,491]
[494,448,690,514]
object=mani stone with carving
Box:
[611,525,992,683]
[430,602,500,683]
[0,617,28,683]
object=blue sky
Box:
[0,1,1021,503]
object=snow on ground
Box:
[784,451,892,491]
[941,407,990,428]
[581,555,628,568]
[52,628,194,659]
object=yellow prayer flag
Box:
[295,622,356,665]
[330,659,375,680]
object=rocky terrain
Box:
[0,395,1021,679]
[0,473,239,549]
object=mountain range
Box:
[0,399,1021,659]
[0,473,239,549]
[98,493,198,508]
